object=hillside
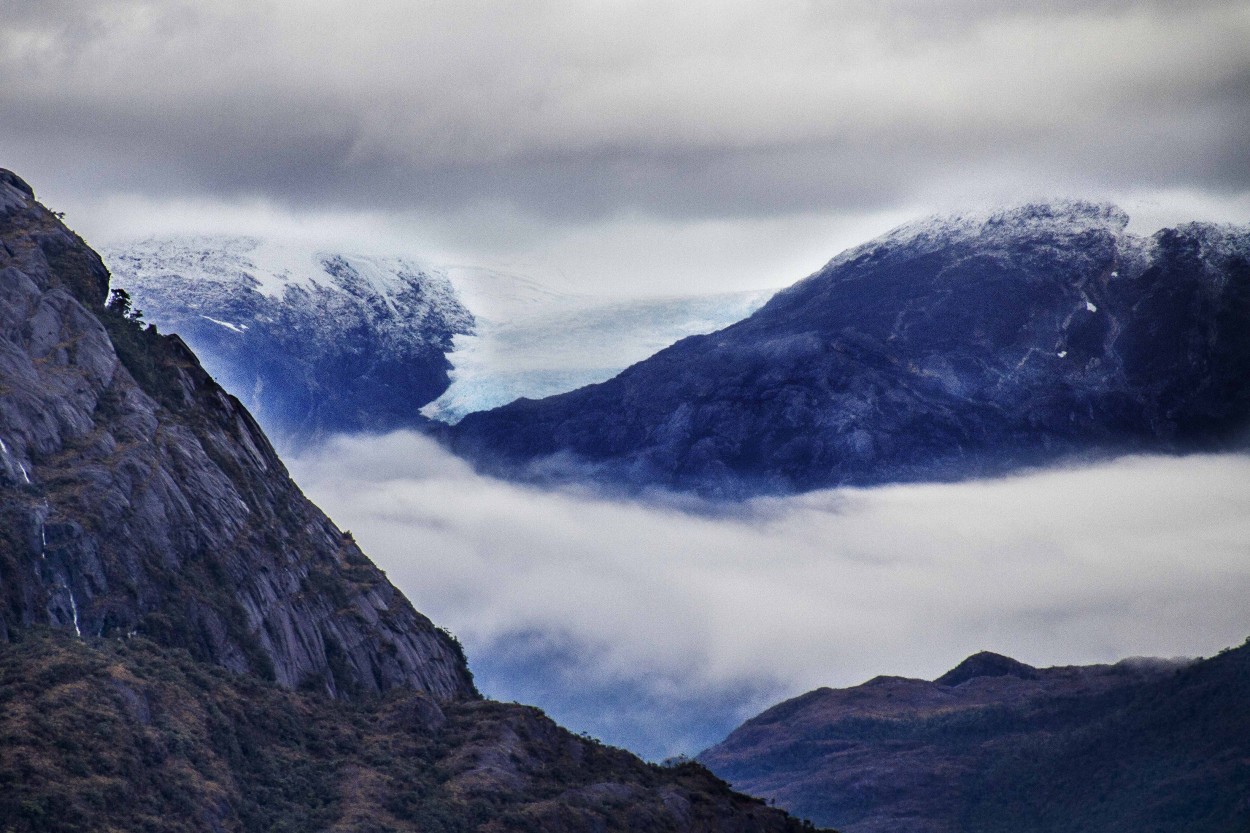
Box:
[700,644,1250,833]
[0,630,812,833]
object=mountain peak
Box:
[935,651,1039,687]
[449,200,1250,497]
[104,234,475,445]
[820,199,1131,275]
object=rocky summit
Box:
[450,202,1250,497]
[0,168,818,832]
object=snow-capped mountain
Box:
[105,236,474,446]
[449,202,1250,496]
[106,238,774,443]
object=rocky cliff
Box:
[0,169,474,701]
[700,643,1250,833]
[450,203,1250,497]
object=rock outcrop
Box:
[450,202,1250,497]
[0,169,475,701]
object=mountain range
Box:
[449,202,1250,497]
[106,240,770,446]
[10,163,1247,831]
[0,169,816,831]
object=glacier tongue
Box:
[425,278,774,423]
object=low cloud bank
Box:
[290,433,1250,758]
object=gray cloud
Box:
[3,0,1248,222]
[288,433,1250,757]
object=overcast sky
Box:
[4,0,1248,292]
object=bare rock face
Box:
[0,169,475,702]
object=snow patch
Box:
[202,315,245,333]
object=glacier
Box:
[427,265,774,423]
[106,238,774,439]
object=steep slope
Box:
[105,236,474,446]
[0,170,474,700]
[0,168,817,832]
[700,644,1250,833]
[450,203,1250,497]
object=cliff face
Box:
[0,169,474,702]
[450,203,1250,497]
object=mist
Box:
[288,433,1250,759]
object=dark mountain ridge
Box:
[450,202,1250,497]
[0,168,817,832]
[700,642,1250,833]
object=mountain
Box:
[449,203,1250,497]
[104,235,475,447]
[0,170,817,831]
[699,642,1250,833]
[106,240,771,443]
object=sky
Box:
[4,0,1249,759]
[3,0,1249,293]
